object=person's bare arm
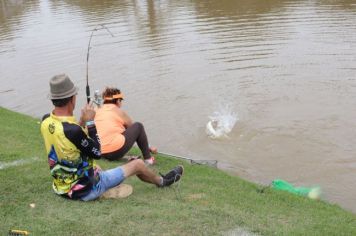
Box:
[119,109,133,127]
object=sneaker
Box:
[160,165,184,187]
[144,156,156,166]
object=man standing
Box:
[41,74,183,201]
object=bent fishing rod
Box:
[86,24,114,104]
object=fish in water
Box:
[206,106,238,139]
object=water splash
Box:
[206,104,238,139]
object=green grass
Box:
[0,107,355,235]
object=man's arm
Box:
[63,122,101,159]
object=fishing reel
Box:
[91,89,103,107]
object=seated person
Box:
[94,87,157,165]
[41,74,183,201]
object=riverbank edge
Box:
[0,106,355,235]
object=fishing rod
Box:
[86,24,114,104]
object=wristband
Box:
[85,120,95,127]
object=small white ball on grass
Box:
[30,203,36,208]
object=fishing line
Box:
[158,172,183,201]
[156,152,217,200]
[172,174,183,200]
[86,24,114,103]
[158,151,218,168]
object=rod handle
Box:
[86,85,90,104]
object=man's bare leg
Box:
[121,159,161,186]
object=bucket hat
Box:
[48,74,78,99]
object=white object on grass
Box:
[308,187,322,200]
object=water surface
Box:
[1,0,356,213]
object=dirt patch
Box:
[186,193,206,200]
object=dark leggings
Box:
[101,122,151,161]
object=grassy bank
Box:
[0,107,355,235]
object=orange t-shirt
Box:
[94,104,126,154]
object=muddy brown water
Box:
[1,0,356,213]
